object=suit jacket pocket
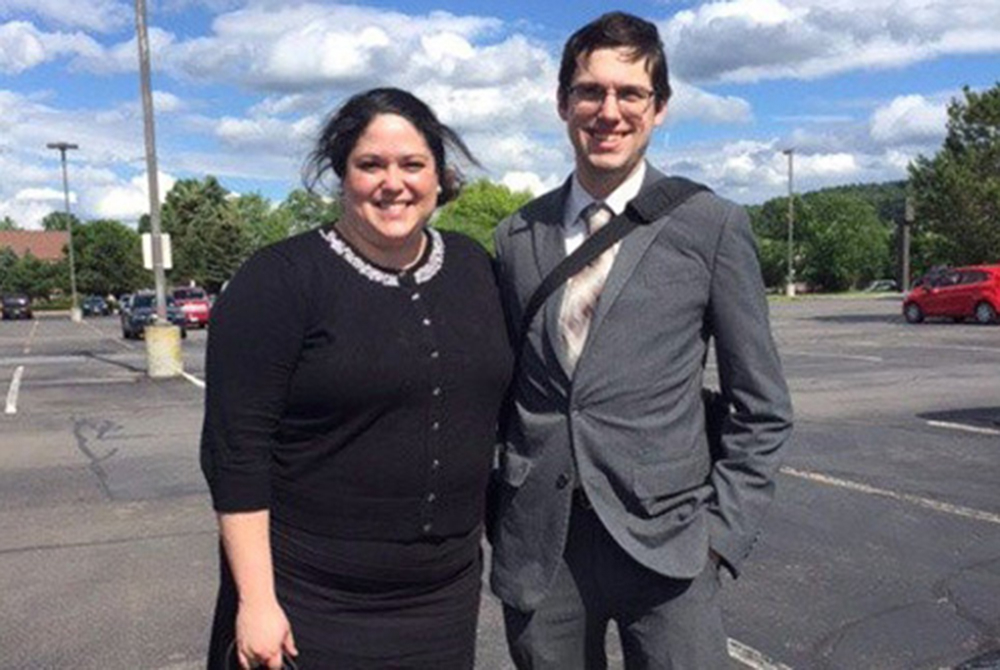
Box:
[486,451,533,545]
[631,453,711,517]
[501,451,533,487]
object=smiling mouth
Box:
[376,202,410,212]
[587,128,628,145]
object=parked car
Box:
[864,279,899,292]
[120,291,187,339]
[903,265,1000,325]
[1,294,33,320]
[171,286,211,328]
[81,295,112,317]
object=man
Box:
[490,12,793,669]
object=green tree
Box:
[41,211,80,232]
[73,219,146,296]
[0,215,18,231]
[797,192,890,291]
[909,83,1000,266]
[274,188,341,236]
[157,177,250,291]
[433,179,532,253]
[234,192,289,252]
[2,252,67,299]
[0,247,19,290]
[748,197,796,289]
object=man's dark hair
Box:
[558,12,671,110]
[304,87,478,206]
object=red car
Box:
[903,264,1000,324]
[172,286,211,328]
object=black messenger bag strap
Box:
[516,176,709,347]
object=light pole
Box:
[134,0,183,377]
[46,142,82,322]
[782,148,795,297]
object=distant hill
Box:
[813,180,908,225]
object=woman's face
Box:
[340,113,439,260]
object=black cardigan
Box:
[200,226,512,543]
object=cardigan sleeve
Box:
[200,244,309,512]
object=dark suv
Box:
[1,294,33,320]
[120,291,187,339]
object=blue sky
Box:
[1,0,998,228]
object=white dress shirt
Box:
[562,161,647,255]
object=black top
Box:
[200,226,512,575]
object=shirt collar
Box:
[564,161,647,228]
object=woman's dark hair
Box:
[557,12,671,111]
[304,87,478,206]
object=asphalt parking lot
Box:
[2,297,999,669]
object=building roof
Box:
[0,231,70,262]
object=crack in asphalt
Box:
[72,417,122,501]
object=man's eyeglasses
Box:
[568,84,656,115]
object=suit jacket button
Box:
[555,473,570,489]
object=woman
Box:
[200,88,513,669]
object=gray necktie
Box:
[558,202,616,370]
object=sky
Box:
[1,0,999,229]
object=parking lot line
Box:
[5,365,24,414]
[181,371,205,389]
[79,318,134,350]
[728,638,793,670]
[781,351,883,363]
[23,319,39,354]
[925,420,1000,436]
[781,467,1000,525]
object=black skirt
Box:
[207,522,483,670]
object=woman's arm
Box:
[219,510,298,670]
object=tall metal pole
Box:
[135,0,167,323]
[902,196,914,292]
[46,142,82,322]
[134,0,182,379]
[783,148,795,297]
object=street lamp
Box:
[46,141,82,322]
[134,0,183,378]
[782,148,795,297]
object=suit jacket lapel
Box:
[529,179,574,378]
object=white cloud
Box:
[0,20,102,74]
[663,0,1000,83]
[499,171,554,197]
[0,0,130,33]
[668,81,753,124]
[14,187,69,203]
[90,172,177,221]
[869,94,947,146]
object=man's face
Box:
[559,47,668,198]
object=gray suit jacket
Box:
[489,166,793,612]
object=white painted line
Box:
[25,377,139,387]
[782,467,1000,525]
[181,371,205,389]
[783,351,883,363]
[5,366,24,415]
[926,420,1000,436]
[23,319,39,354]
[729,638,793,670]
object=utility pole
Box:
[46,142,82,322]
[902,196,914,292]
[134,0,182,377]
[783,148,795,297]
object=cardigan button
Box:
[422,523,433,533]
[556,473,571,489]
